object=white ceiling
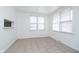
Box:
[15,6,60,14]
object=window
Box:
[30,16,37,30]
[38,17,44,30]
[52,7,73,33]
[52,13,60,31]
[60,8,73,33]
[30,16,44,30]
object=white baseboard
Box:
[17,35,49,39]
[50,36,79,52]
[0,39,17,53]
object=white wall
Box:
[16,11,49,39]
[0,7,16,52]
[49,6,79,51]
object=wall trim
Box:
[17,36,49,40]
[17,35,49,39]
[50,36,79,52]
[0,39,17,53]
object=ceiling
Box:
[15,6,60,14]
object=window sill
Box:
[53,30,73,35]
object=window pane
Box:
[30,16,37,23]
[53,23,59,31]
[38,24,44,30]
[38,17,44,23]
[53,13,60,23]
[61,9,73,21]
[30,24,37,30]
[61,22,72,33]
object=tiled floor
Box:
[5,37,78,53]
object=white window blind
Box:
[60,8,73,33]
[52,7,73,33]
[30,16,37,23]
[53,13,60,31]
[38,17,44,30]
[30,16,45,30]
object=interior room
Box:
[0,6,79,53]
